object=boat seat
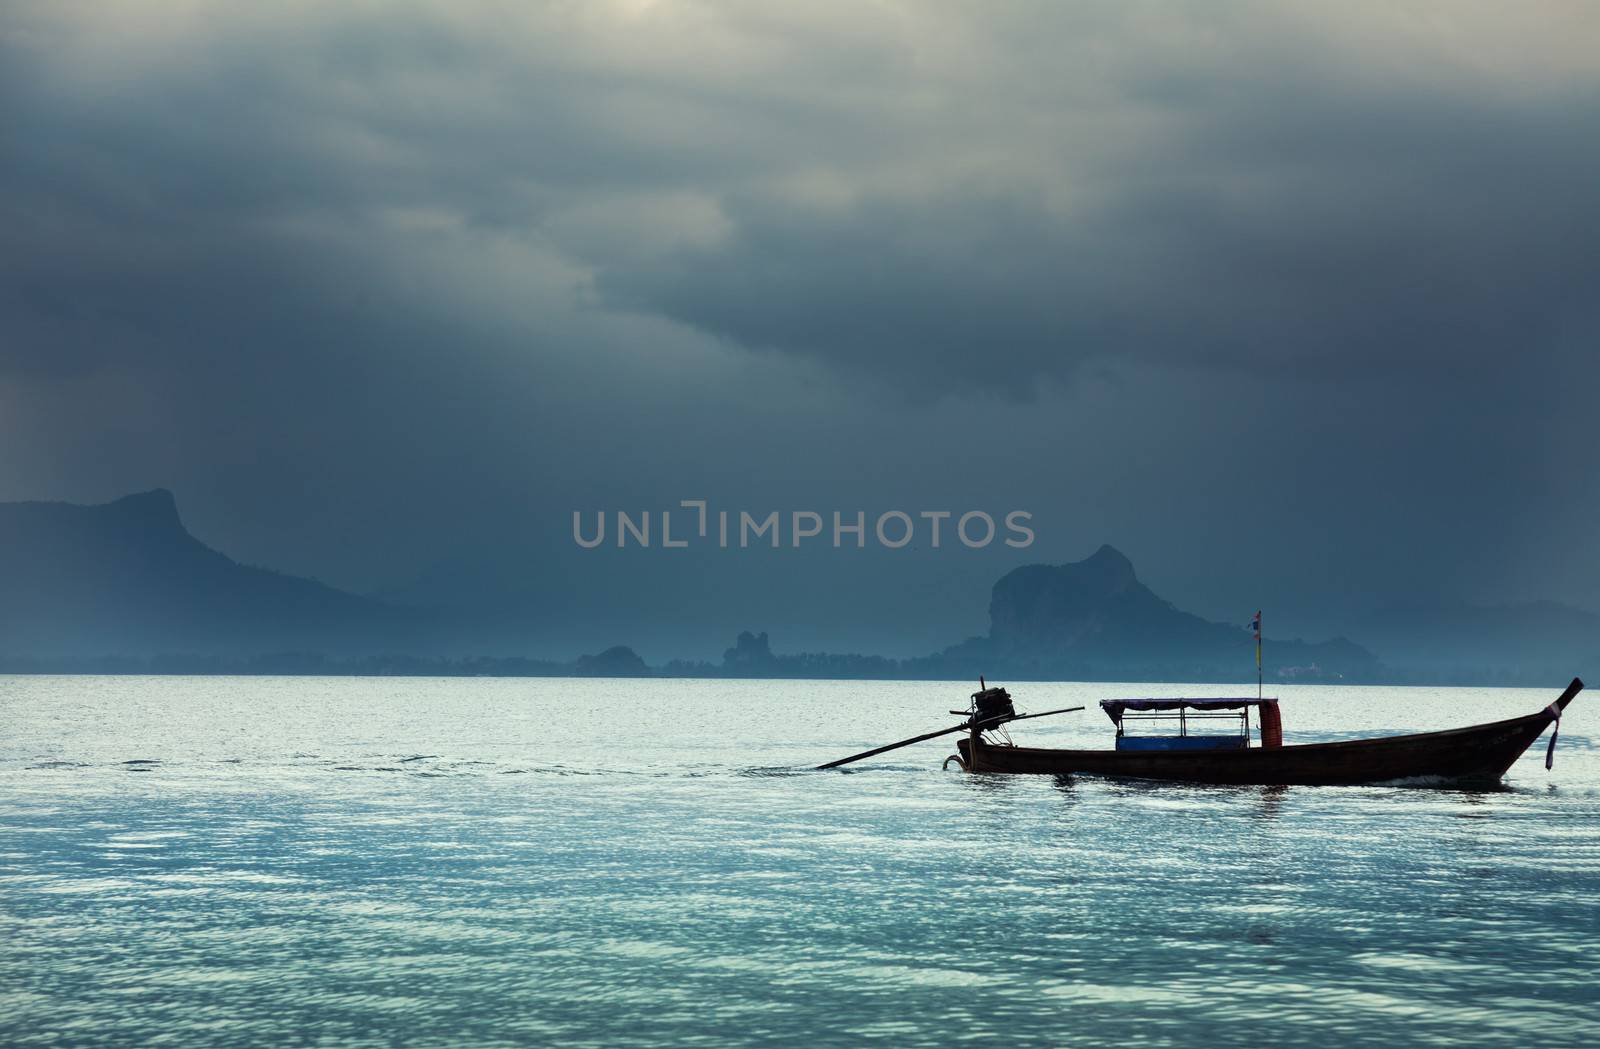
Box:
[1115,736,1248,752]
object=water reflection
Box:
[1253,784,1287,821]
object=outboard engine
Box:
[970,685,1015,726]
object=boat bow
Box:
[1543,676,1584,769]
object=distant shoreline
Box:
[0,656,1571,689]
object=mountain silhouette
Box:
[0,492,1584,683]
[0,490,421,657]
[932,544,1377,681]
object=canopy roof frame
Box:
[1100,697,1279,726]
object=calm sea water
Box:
[2,676,1598,1048]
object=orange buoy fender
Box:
[1259,700,1283,749]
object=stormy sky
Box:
[3,1,1597,660]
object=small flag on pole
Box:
[1249,611,1261,641]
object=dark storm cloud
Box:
[1,1,1597,655]
[6,2,1597,389]
[587,23,1600,390]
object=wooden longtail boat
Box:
[950,678,1583,786]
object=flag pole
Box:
[1256,609,1262,701]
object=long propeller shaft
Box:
[815,705,1084,770]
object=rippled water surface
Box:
[3,676,1598,1047]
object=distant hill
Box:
[0,490,422,658]
[573,644,651,677]
[664,547,1379,683]
[0,491,1583,684]
[1359,600,1599,685]
[921,545,1378,682]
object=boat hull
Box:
[957,708,1559,786]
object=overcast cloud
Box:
[2,1,1597,659]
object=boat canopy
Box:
[1100,697,1278,725]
